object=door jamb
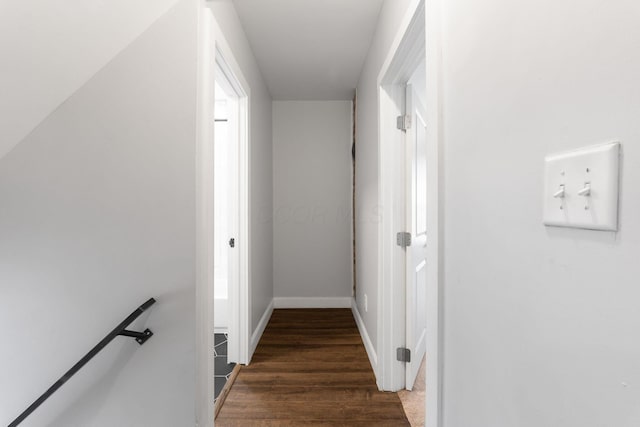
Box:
[376,0,444,426]
[215,50,250,367]
[196,5,251,426]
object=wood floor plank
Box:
[233,372,377,387]
[242,361,373,373]
[250,346,370,363]
[216,308,409,426]
[219,385,400,403]
[219,401,408,420]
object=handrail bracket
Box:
[118,328,154,345]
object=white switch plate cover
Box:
[543,142,620,231]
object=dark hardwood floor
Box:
[216,308,410,426]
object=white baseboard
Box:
[351,297,378,374]
[249,299,274,361]
[273,297,352,309]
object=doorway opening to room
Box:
[377,0,443,425]
[196,9,252,425]
[211,46,250,418]
[212,76,237,412]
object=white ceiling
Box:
[232,0,384,100]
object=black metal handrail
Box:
[8,298,157,427]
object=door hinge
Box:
[396,232,411,248]
[397,347,411,363]
[397,115,411,132]
[229,238,235,248]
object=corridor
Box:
[2,0,639,426]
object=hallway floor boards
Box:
[216,308,410,426]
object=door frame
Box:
[376,0,444,425]
[214,53,250,366]
[196,5,251,426]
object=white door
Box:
[404,84,428,390]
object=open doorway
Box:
[377,0,443,425]
[211,50,250,417]
[196,8,252,424]
[212,77,238,409]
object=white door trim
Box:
[196,5,251,426]
[215,49,250,367]
[376,0,444,426]
[423,1,444,424]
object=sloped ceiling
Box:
[232,0,384,100]
[0,0,180,160]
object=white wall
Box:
[214,299,229,330]
[441,0,640,426]
[273,101,353,303]
[0,1,197,426]
[0,0,182,160]
[209,1,274,336]
[354,0,413,354]
[213,97,230,329]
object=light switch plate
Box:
[543,142,620,231]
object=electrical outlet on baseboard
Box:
[364,294,368,312]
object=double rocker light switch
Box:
[543,142,620,231]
